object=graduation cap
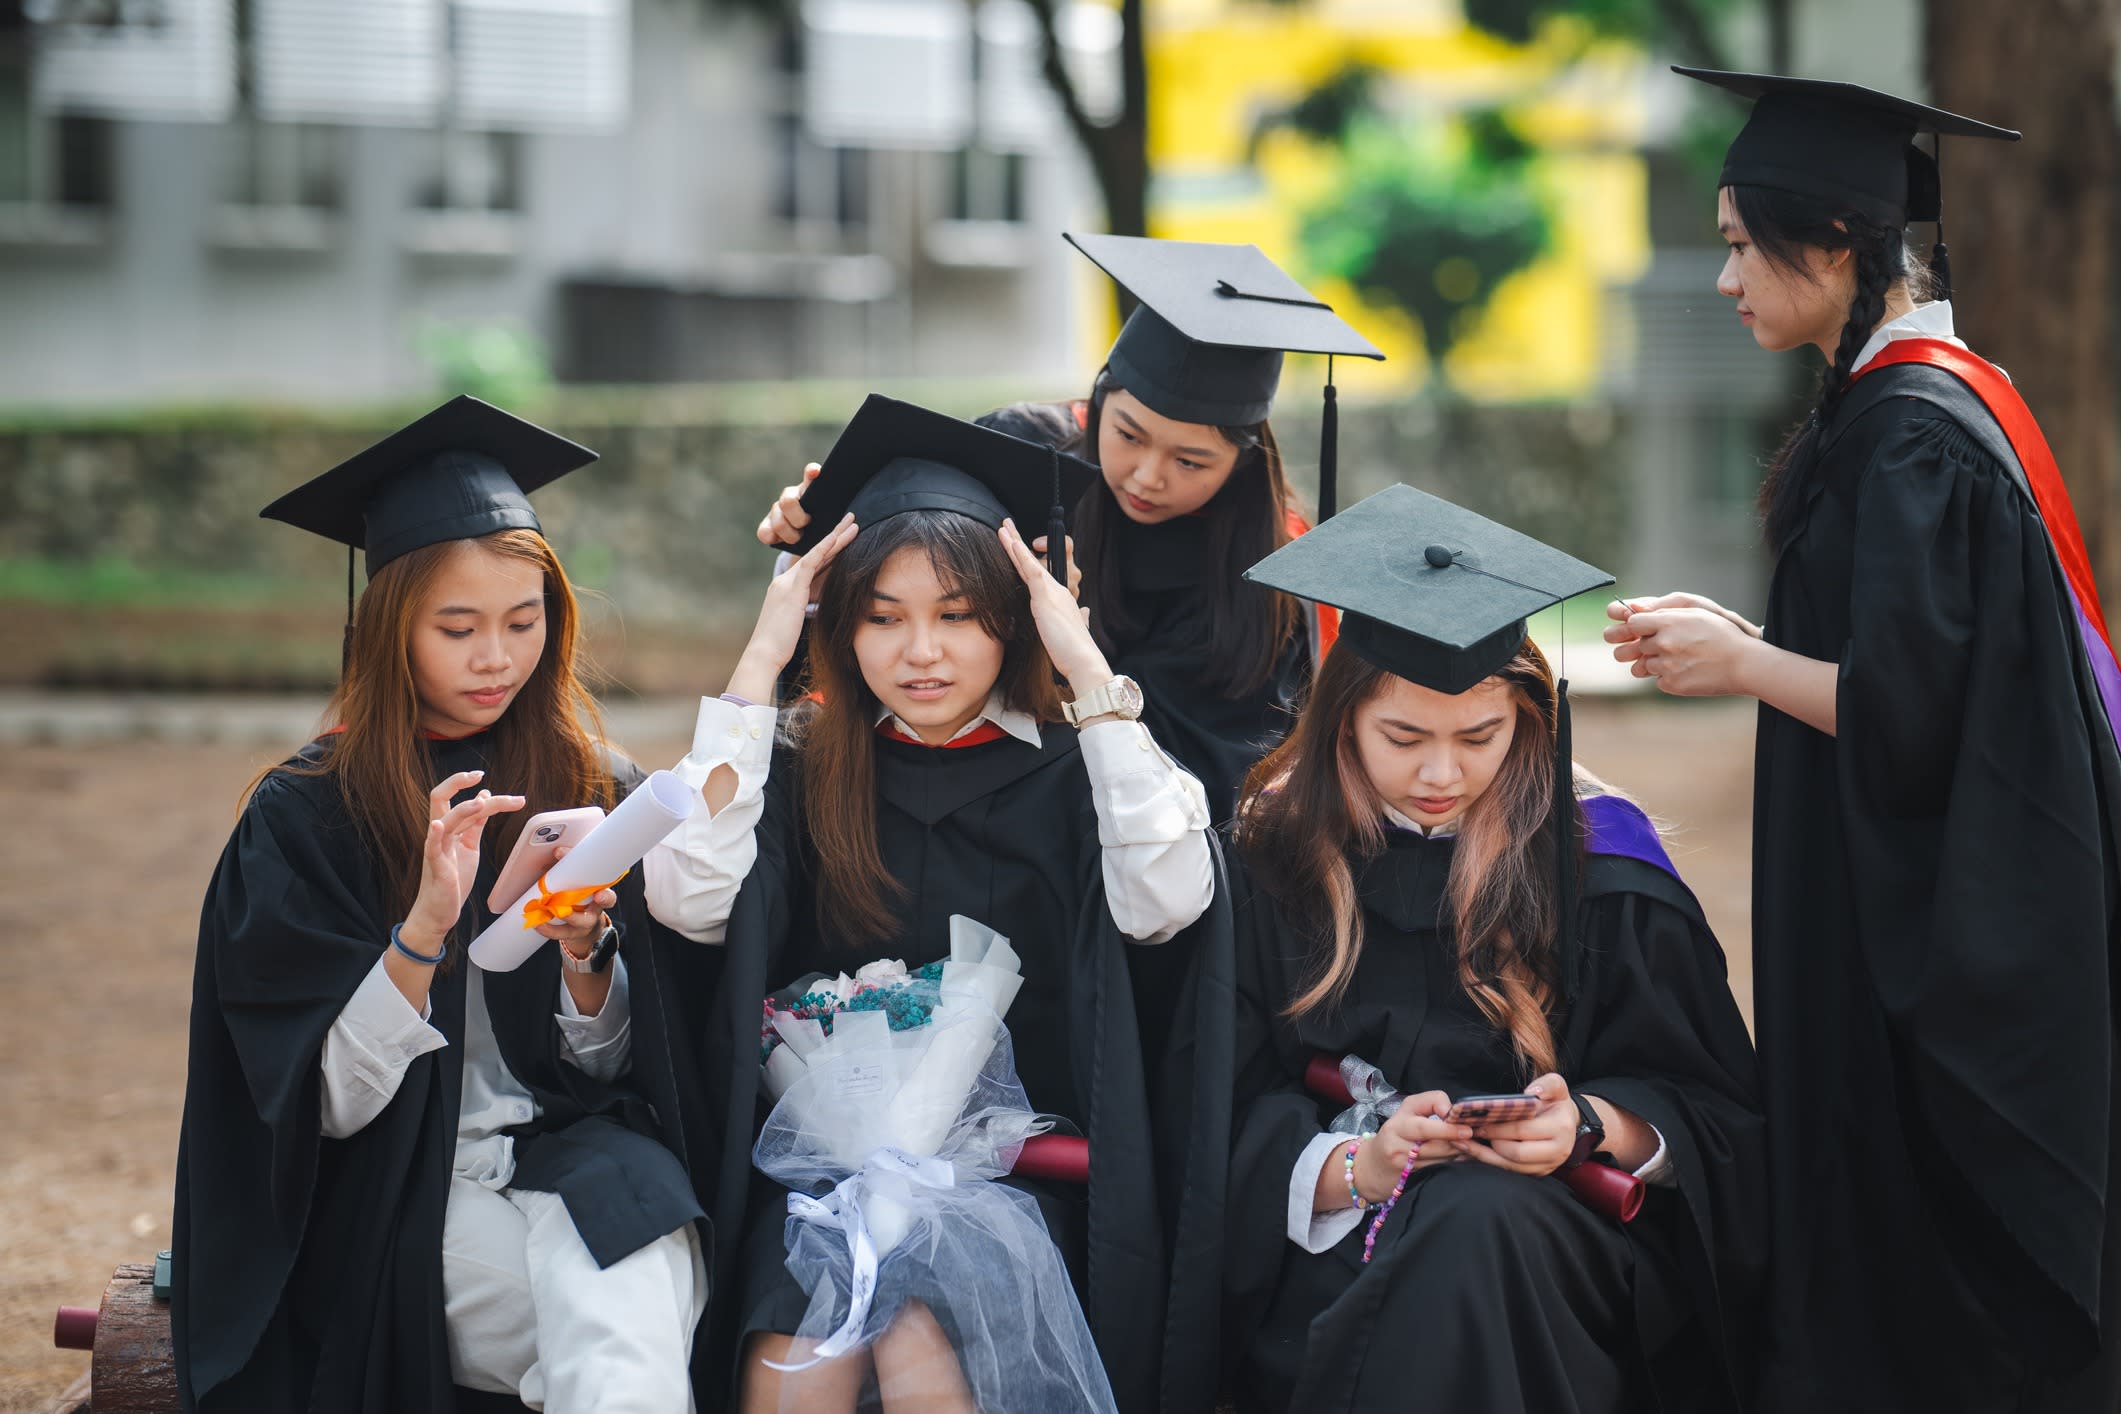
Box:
[259,395,598,653]
[1243,483,1613,694]
[1246,484,1614,975]
[1675,66,2020,301]
[1065,232,1384,521]
[792,393,1101,583]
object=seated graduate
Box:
[1222,486,1767,1414]
[173,399,717,1413]
[756,237,1385,821]
[642,395,1234,1413]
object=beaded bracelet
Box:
[1343,1131,1377,1210]
[1361,1141,1421,1265]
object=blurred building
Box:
[0,0,1108,404]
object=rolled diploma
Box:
[468,769,696,972]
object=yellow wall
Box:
[1080,0,1650,403]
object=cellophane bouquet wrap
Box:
[751,917,1116,1413]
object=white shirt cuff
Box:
[1288,1131,1370,1253]
[679,696,779,778]
[317,952,449,1139]
[1633,1125,1675,1187]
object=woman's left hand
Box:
[1001,519,1111,691]
[1459,1073,1580,1178]
[530,843,617,953]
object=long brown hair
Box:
[1068,371,1306,697]
[796,509,1064,946]
[260,529,614,932]
[1235,639,1576,1078]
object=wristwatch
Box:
[560,921,620,975]
[1061,675,1145,726]
[1563,1092,1608,1169]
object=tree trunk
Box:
[1926,0,2121,614]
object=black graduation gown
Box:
[1101,510,1314,823]
[1752,363,2121,1412]
[172,735,719,1414]
[1225,825,1766,1414]
[700,722,1236,1414]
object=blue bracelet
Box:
[390,922,448,966]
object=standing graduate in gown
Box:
[173,399,716,1413]
[1227,487,1766,1414]
[643,396,1235,1413]
[1606,71,2121,1410]
[756,237,1384,820]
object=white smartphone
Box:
[487,806,606,913]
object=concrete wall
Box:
[0,3,1091,407]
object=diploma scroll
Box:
[468,769,695,972]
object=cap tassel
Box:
[1319,355,1339,523]
[340,545,356,673]
[1930,138,1953,304]
[1045,446,1069,587]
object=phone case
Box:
[1446,1094,1542,1124]
[487,806,606,913]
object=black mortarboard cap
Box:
[793,394,1100,565]
[1242,483,1613,694]
[1065,232,1384,520]
[1677,67,2018,299]
[259,395,597,576]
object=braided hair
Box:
[1732,184,1932,552]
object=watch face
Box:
[1114,676,1145,715]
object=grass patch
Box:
[0,557,329,609]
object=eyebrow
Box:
[1717,221,1740,236]
[1113,407,1221,460]
[436,597,543,615]
[871,588,970,604]
[1379,715,1506,735]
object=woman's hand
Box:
[1605,596,1767,699]
[1355,1092,1475,1202]
[756,463,822,548]
[531,842,618,950]
[1000,518,1111,691]
[401,771,526,951]
[726,513,859,703]
[1459,1074,1580,1178]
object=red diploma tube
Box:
[1012,1134,1089,1183]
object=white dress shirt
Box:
[1280,807,1674,1253]
[641,692,1213,946]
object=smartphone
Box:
[1445,1093,1542,1126]
[487,806,605,913]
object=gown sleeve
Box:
[1835,414,2114,1327]
[1566,870,1767,1394]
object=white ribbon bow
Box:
[762,1146,958,1371]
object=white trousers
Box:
[442,1176,708,1413]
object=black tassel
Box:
[340,545,355,673]
[1319,355,1339,523]
[1045,446,1068,587]
[1931,235,1953,305]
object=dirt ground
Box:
[0,695,1757,1411]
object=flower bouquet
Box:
[751,916,1115,1412]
